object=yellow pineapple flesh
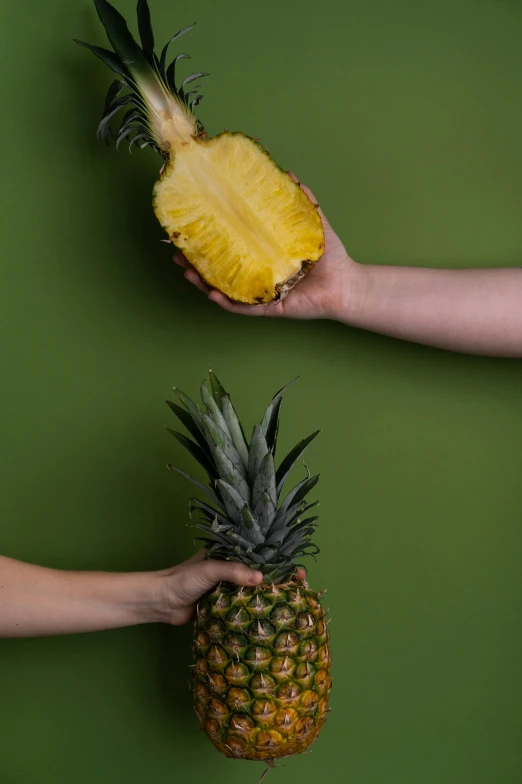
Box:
[153,133,324,303]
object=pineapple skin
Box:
[193,579,331,761]
[153,132,325,304]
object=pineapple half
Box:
[167,371,331,764]
[76,0,325,304]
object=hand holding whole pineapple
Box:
[158,550,307,627]
[76,0,325,304]
[167,371,331,765]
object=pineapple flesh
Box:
[167,371,332,763]
[76,0,325,304]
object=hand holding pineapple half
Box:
[166,370,331,767]
[76,0,325,304]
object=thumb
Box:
[189,559,264,594]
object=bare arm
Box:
[177,173,522,358]
[0,553,265,638]
[342,265,522,357]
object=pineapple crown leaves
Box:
[166,371,321,583]
[74,0,207,156]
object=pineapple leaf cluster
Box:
[167,372,320,583]
[75,0,205,155]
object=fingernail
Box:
[247,570,262,584]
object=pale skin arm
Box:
[176,174,522,358]
[0,552,305,638]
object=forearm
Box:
[342,264,522,357]
[0,556,163,637]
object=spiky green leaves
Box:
[167,371,320,582]
[137,0,155,59]
[276,430,320,494]
[75,0,207,155]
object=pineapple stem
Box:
[258,759,286,783]
[76,0,205,156]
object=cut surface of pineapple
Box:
[153,132,324,303]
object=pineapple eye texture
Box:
[193,582,331,760]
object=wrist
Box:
[127,570,172,625]
[328,260,370,324]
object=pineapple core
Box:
[153,132,324,303]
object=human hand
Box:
[174,173,361,321]
[155,551,306,626]
[0,553,305,637]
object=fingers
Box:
[175,554,307,612]
[173,252,213,294]
[186,551,305,585]
[188,550,305,578]
[199,562,305,588]
[208,289,278,317]
[174,251,244,304]
[299,183,318,206]
[175,560,263,607]
[199,559,263,588]
[287,170,316,200]
[184,266,212,295]
[175,252,279,316]
[173,251,189,269]
[287,171,328,225]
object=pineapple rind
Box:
[153,132,325,304]
[193,579,331,760]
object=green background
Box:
[1,0,522,781]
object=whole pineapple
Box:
[167,372,331,763]
[76,0,324,304]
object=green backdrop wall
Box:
[1,1,522,782]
